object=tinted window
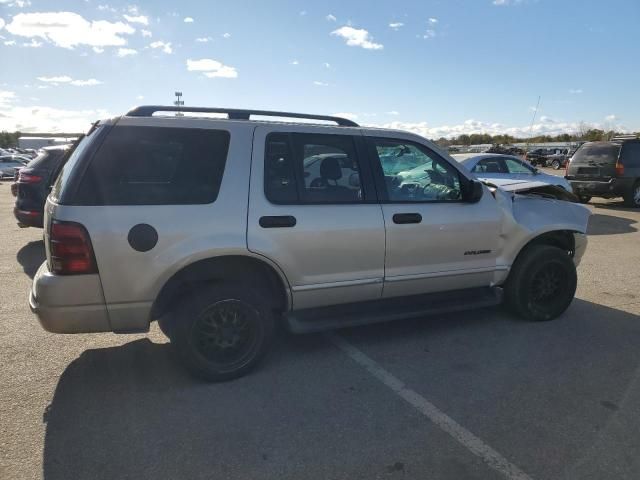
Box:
[51,128,102,202]
[372,138,461,202]
[75,126,230,205]
[571,143,620,165]
[264,133,363,204]
[26,149,66,170]
[621,142,640,167]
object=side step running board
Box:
[285,287,503,334]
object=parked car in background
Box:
[30,106,590,382]
[546,149,568,170]
[524,148,550,167]
[566,137,640,206]
[13,145,70,227]
[454,153,573,192]
[0,155,30,178]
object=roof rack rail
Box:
[610,134,639,143]
[125,105,360,127]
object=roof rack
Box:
[125,106,360,127]
[610,134,639,143]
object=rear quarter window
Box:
[26,149,66,170]
[621,142,640,167]
[73,126,230,205]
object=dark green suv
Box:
[566,138,640,206]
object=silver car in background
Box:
[453,153,573,192]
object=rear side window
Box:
[26,149,66,170]
[75,126,230,205]
[621,142,640,167]
[571,143,620,165]
[264,132,363,204]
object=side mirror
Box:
[465,179,484,203]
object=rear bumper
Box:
[569,178,632,197]
[30,262,111,333]
[13,206,43,228]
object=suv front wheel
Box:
[505,244,577,321]
[170,284,275,381]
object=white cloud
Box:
[326,14,336,21]
[6,12,135,49]
[149,40,172,53]
[186,58,238,78]
[93,46,105,53]
[195,36,212,43]
[136,95,144,100]
[423,29,436,39]
[323,62,330,68]
[36,76,102,86]
[605,114,617,122]
[428,17,438,24]
[0,90,16,107]
[492,0,523,5]
[0,18,4,30]
[141,29,152,37]
[117,47,137,57]
[183,16,194,23]
[123,14,148,25]
[97,4,115,12]
[290,59,299,65]
[331,26,383,50]
[387,111,400,115]
[222,32,231,38]
[4,40,16,45]
[37,75,73,83]
[70,78,102,86]
[313,81,329,86]
[389,22,404,30]
[0,104,113,133]
[569,88,583,94]
[299,11,307,16]
[22,38,42,47]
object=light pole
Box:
[174,91,184,116]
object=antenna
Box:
[174,91,184,117]
[526,96,541,150]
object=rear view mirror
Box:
[465,179,484,203]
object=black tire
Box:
[551,159,561,170]
[578,195,591,204]
[169,284,275,382]
[505,244,577,321]
[623,181,640,208]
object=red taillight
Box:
[49,221,97,275]
[615,161,624,176]
[18,170,43,184]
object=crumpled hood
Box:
[482,178,579,203]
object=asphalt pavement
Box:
[1,173,640,480]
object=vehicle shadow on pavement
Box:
[16,240,45,278]
[42,300,640,479]
[587,213,637,235]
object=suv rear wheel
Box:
[170,284,274,381]
[551,159,561,169]
[623,181,640,208]
[505,244,577,321]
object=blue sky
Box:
[0,0,638,137]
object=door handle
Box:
[393,213,422,224]
[259,215,297,228]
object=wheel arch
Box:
[150,254,292,320]
[513,229,577,265]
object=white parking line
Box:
[329,334,534,480]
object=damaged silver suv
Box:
[30,106,590,381]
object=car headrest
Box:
[320,157,343,181]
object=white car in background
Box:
[453,153,573,192]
